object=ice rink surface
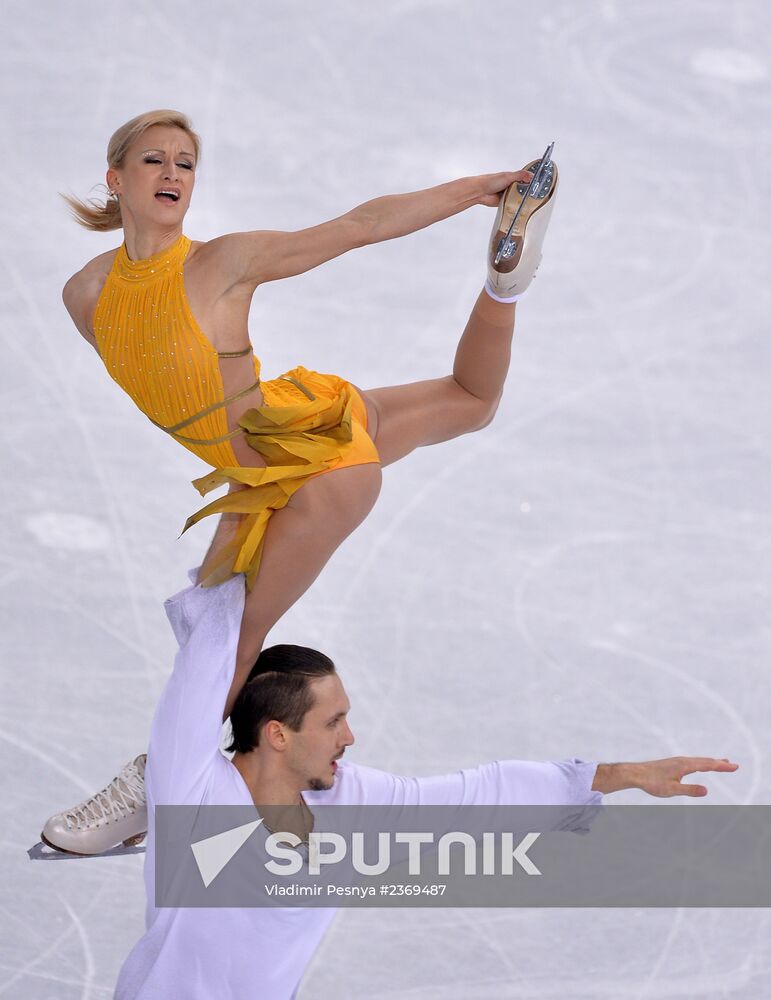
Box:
[1,0,770,995]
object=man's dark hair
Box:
[226,644,336,754]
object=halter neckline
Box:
[115,233,190,282]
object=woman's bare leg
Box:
[209,462,382,717]
[202,288,514,712]
[362,289,516,466]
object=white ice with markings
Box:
[2,1,770,997]
[25,513,112,552]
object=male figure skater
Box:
[108,572,737,999]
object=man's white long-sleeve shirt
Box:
[114,573,602,1000]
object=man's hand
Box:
[592,757,739,797]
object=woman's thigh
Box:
[227,461,382,708]
[358,376,490,467]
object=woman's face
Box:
[107,124,196,228]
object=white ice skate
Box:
[41,753,147,855]
[487,142,559,299]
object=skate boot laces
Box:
[63,755,146,832]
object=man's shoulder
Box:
[305,761,399,807]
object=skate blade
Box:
[492,158,558,272]
[29,831,147,860]
[122,832,147,847]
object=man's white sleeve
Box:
[147,572,246,804]
[336,759,603,807]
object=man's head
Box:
[227,645,354,791]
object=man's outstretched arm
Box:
[340,755,739,808]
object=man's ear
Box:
[263,720,287,752]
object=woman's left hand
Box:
[475,170,534,207]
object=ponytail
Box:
[62,188,122,232]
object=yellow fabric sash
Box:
[181,385,355,590]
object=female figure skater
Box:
[42,109,558,854]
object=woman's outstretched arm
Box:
[209,170,533,291]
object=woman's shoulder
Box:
[65,246,121,290]
[63,247,121,342]
[183,234,257,304]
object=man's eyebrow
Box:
[327,709,349,723]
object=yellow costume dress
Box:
[93,234,380,589]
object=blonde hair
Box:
[63,110,202,232]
